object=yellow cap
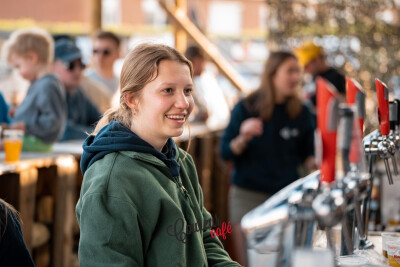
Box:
[294,41,323,67]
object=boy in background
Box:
[2,27,67,151]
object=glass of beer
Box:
[3,129,23,163]
[382,232,400,258]
[387,241,400,266]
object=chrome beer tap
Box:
[334,105,370,255]
[241,171,321,267]
[364,79,397,184]
[346,78,373,250]
[241,78,354,266]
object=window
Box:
[207,1,242,36]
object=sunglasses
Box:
[65,61,86,71]
[93,49,113,56]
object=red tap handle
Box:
[346,77,365,135]
[317,77,339,184]
[347,78,366,165]
[375,78,390,135]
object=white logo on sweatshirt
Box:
[280,127,299,140]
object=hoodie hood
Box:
[80,120,180,177]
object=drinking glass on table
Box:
[382,232,400,258]
[3,129,23,162]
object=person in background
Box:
[184,45,230,128]
[53,34,111,113]
[85,31,120,95]
[76,43,241,266]
[0,199,35,267]
[52,39,101,141]
[294,40,346,116]
[220,51,315,265]
[2,27,67,151]
[184,46,209,123]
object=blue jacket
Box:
[62,87,101,141]
[14,74,66,143]
[220,100,314,194]
[0,92,10,124]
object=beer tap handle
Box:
[347,78,365,135]
[376,78,390,135]
[393,100,400,163]
[354,200,365,241]
[389,102,399,167]
[376,79,397,182]
[389,101,398,131]
[347,78,366,165]
[395,99,400,128]
[384,158,394,184]
[317,77,339,184]
[337,106,353,174]
[341,213,355,255]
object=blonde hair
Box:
[2,27,54,66]
[93,43,193,134]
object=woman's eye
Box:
[163,88,173,93]
[184,88,193,95]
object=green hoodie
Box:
[76,140,240,266]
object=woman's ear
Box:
[124,92,137,110]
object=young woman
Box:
[220,51,315,265]
[0,199,35,266]
[76,43,240,266]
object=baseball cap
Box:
[54,39,82,63]
[294,41,323,67]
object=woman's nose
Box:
[175,92,189,108]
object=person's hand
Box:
[230,118,263,155]
[239,118,263,142]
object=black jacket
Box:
[0,201,35,267]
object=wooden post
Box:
[18,168,38,251]
[174,0,187,53]
[52,156,77,267]
[0,168,38,251]
[90,0,102,34]
[200,134,214,211]
[158,0,250,94]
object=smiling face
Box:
[128,60,194,151]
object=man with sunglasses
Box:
[53,39,101,141]
[85,31,120,95]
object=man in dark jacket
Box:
[52,39,101,141]
[294,41,346,118]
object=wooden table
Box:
[0,151,78,267]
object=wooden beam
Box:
[90,0,102,34]
[174,0,187,53]
[158,0,250,94]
